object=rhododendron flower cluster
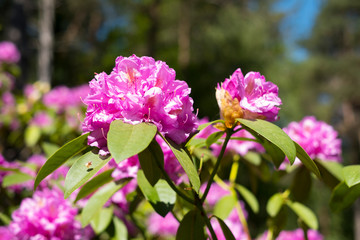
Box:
[8,189,93,240]
[43,84,89,112]
[216,69,281,128]
[283,116,342,163]
[82,55,198,155]
[258,229,323,240]
[0,41,20,64]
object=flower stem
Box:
[194,193,218,240]
[201,128,233,203]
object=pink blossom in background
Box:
[258,229,323,240]
[9,188,93,240]
[109,156,140,180]
[0,41,20,64]
[111,179,138,213]
[30,111,53,128]
[282,116,342,166]
[0,226,14,239]
[216,69,281,128]
[43,84,89,112]
[82,55,198,155]
[147,212,179,237]
[210,209,248,240]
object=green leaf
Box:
[294,142,321,178]
[287,201,318,230]
[90,206,114,234]
[138,140,164,186]
[159,133,200,193]
[197,120,224,131]
[186,138,207,148]
[315,159,343,189]
[34,133,90,190]
[267,193,284,217]
[107,120,157,163]
[64,151,111,199]
[2,172,33,187]
[205,131,223,148]
[213,195,237,220]
[112,217,128,240]
[330,181,360,212]
[262,138,285,168]
[243,151,261,166]
[212,216,236,240]
[81,181,126,227]
[290,166,312,202]
[343,165,360,187]
[75,168,114,202]
[176,209,206,240]
[25,125,41,147]
[137,170,176,217]
[0,212,11,225]
[237,119,296,164]
[0,166,20,173]
[42,142,59,158]
[235,184,259,213]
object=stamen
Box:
[101,128,107,140]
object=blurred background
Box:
[1,0,359,239]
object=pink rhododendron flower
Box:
[30,111,53,128]
[148,212,179,237]
[216,69,281,128]
[258,229,323,240]
[9,188,93,240]
[82,55,198,155]
[0,226,14,239]
[112,179,138,212]
[282,116,342,167]
[0,41,20,64]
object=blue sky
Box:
[273,0,323,61]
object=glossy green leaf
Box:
[176,209,205,240]
[75,168,114,202]
[212,216,236,240]
[81,181,126,227]
[267,193,284,217]
[159,133,200,193]
[25,125,41,147]
[138,140,164,186]
[315,159,343,189]
[235,184,259,213]
[330,181,360,212]
[243,151,261,166]
[90,206,114,234]
[343,165,360,187]
[186,138,207,148]
[2,172,33,187]
[237,119,296,164]
[107,120,157,163]
[213,195,237,220]
[137,170,176,217]
[64,151,111,199]
[294,142,321,178]
[205,131,223,148]
[34,133,90,190]
[262,138,285,168]
[112,217,128,240]
[287,201,318,230]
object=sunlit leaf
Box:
[34,133,90,190]
[25,125,41,147]
[81,181,126,227]
[205,131,223,148]
[64,152,111,199]
[2,172,33,187]
[75,168,114,202]
[213,195,237,220]
[235,184,259,213]
[107,120,157,163]
[330,181,360,212]
[294,142,321,178]
[343,165,360,187]
[112,217,128,240]
[287,201,318,230]
[90,206,114,234]
[267,193,284,217]
[159,133,200,193]
[237,119,296,165]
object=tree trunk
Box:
[38,0,55,85]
